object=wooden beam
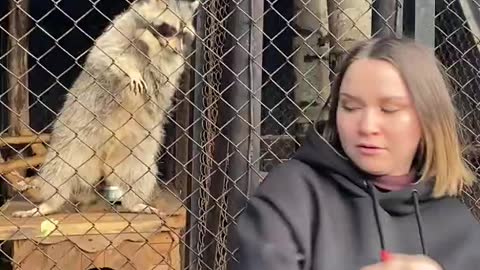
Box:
[7,0,31,136]
[0,154,45,174]
[175,71,191,197]
[0,134,50,148]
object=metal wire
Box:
[0,0,478,270]
[196,0,228,268]
[435,0,480,219]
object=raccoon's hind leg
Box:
[11,172,75,218]
[103,136,164,217]
[12,148,103,218]
[11,184,71,218]
[120,167,161,215]
[73,185,101,208]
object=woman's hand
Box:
[361,254,442,270]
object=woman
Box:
[233,37,480,269]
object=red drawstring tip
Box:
[380,250,392,262]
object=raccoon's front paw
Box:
[12,208,40,218]
[17,180,37,192]
[129,71,147,95]
[127,203,166,218]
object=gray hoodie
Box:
[233,125,480,269]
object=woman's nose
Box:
[358,109,381,135]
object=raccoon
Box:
[12,0,199,217]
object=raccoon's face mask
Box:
[150,23,177,42]
[149,21,195,54]
[147,0,198,54]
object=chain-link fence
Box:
[0,0,478,269]
[435,0,480,219]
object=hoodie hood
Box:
[292,123,436,216]
[234,122,480,270]
[292,123,435,259]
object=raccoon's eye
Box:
[155,23,177,38]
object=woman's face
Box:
[336,58,422,176]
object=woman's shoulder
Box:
[260,159,332,188]
[253,159,336,207]
[433,195,480,225]
[265,159,321,179]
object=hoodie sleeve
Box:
[232,196,303,270]
[232,160,316,270]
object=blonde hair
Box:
[321,37,476,197]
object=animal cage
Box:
[0,0,478,270]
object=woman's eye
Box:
[381,107,399,113]
[155,23,177,37]
[341,104,360,111]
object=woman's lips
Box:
[357,144,385,155]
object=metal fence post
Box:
[223,0,263,220]
[372,0,399,37]
[403,0,435,46]
[222,0,264,267]
[189,1,207,268]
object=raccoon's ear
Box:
[190,0,199,11]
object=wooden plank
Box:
[0,154,45,174]
[6,0,31,194]
[18,231,176,246]
[0,134,50,148]
[0,208,186,241]
[13,231,183,270]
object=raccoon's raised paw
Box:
[12,208,41,218]
[129,72,147,95]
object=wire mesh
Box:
[435,0,480,219]
[0,0,477,269]
[195,0,229,269]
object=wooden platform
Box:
[0,190,187,269]
[0,202,185,242]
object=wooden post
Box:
[7,0,31,137]
[175,67,192,270]
[5,0,31,195]
[403,0,435,47]
[175,71,191,198]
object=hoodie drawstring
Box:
[366,182,387,255]
[366,181,427,262]
[412,189,427,255]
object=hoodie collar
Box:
[291,123,436,215]
[293,123,432,259]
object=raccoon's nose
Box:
[178,40,184,53]
[173,38,184,53]
[165,39,183,53]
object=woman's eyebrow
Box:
[339,92,361,101]
[340,93,408,101]
[379,96,409,102]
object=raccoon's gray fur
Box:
[13,0,199,217]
